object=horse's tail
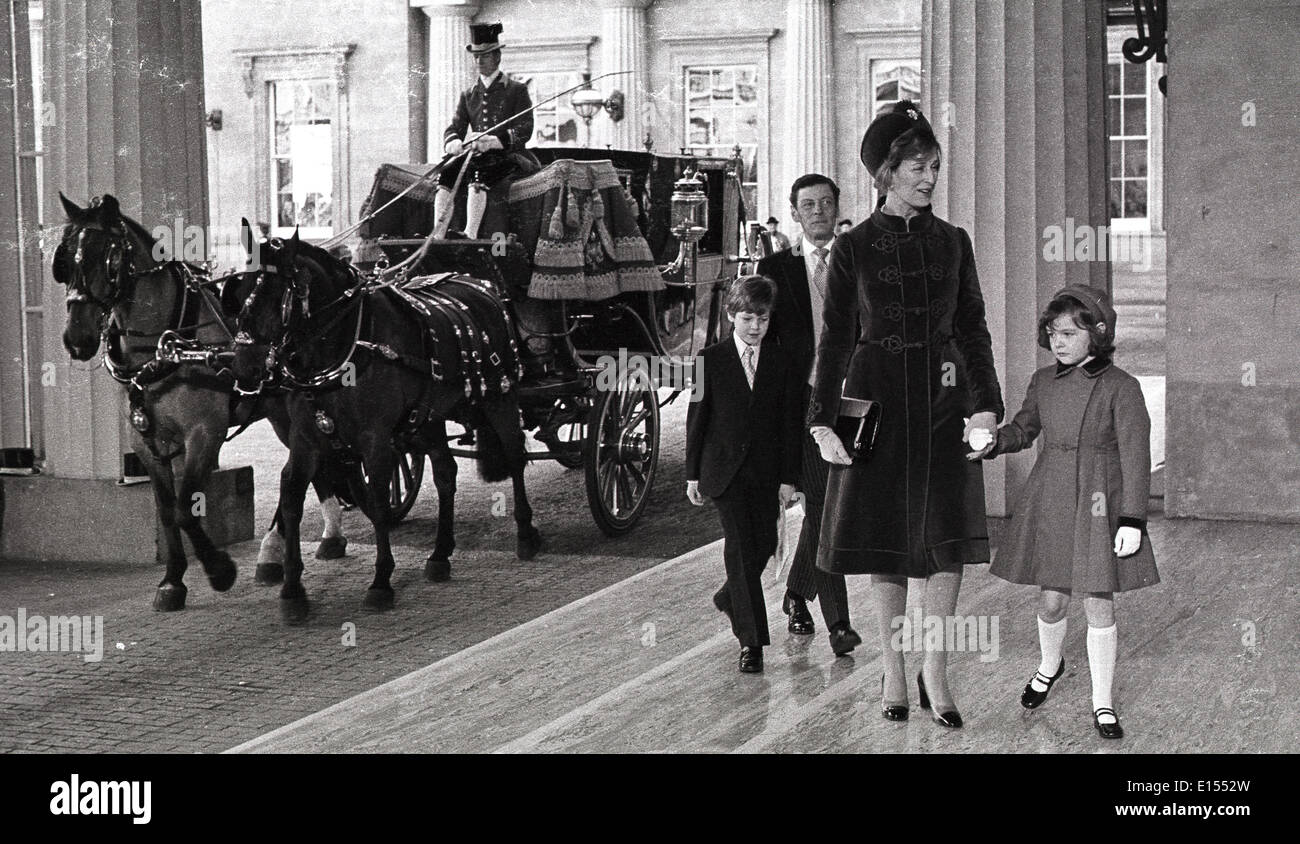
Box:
[473,398,523,483]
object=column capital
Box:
[411,0,481,20]
[597,0,654,9]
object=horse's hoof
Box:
[255,563,285,585]
[280,596,310,625]
[424,557,451,582]
[362,587,395,611]
[315,536,348,560]
[205,551,237,592]
[516,527,542,561]
[153,584,188,612]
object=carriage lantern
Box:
[670,168,708,239]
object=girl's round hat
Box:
[1052,284,1117,345]
[860,100,935,175]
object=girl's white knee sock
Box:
[1032,615,1067,692]
[1087,623,1118,723]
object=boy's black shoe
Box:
[829,623,862,656]
[739,646,763,673]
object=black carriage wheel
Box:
[584,367,660,536]
[385,450,425,522]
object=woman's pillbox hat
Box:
[1046,284,1118,349]
[860,100,935,176]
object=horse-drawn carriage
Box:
[51,143,750,620]
[353,147,748,536]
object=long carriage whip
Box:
[319,70,634,252]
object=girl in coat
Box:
[970,285,1159,739]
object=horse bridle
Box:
[57,220,137,318]
[233,244,366,391]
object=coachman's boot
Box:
[433,186,455,239]
[464,181,489,239]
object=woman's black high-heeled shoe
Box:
[881,675,909,721]
[917,671,963,729]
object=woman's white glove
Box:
[1114,526,1142,557]
[686,480,704,506]
[810,426,853,465]
[444,137,464,156]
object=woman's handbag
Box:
[834,396,882,461]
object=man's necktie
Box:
[813,247,829,297]
[742,345,756,389]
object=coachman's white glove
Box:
[444,138,464,156]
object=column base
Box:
[0,467,255,565]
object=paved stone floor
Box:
[228,511,1298,754]
[0,395,724,752]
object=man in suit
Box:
[765,217,792,251]
[433,22,536,239]
[758,174,863,656]
[686,276,802,673]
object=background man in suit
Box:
[759,174,863,657]
[765,216,792,251]
[434,22,535,238]
[686,276,802,673]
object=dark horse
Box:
[54,194,350,610]
[227,225,542,623]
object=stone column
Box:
[923,0,1109,514]
[414,0,479,162]
[0,0,41,451]
[782,0,834,195]
[1164,0,1300,520]
[597,0,651,150]
[40,0,210,480]
[2,0,255,564]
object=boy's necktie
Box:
[743,345,756,389]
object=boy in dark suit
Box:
[686,276,802,673]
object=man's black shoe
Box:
[782,592,815,635]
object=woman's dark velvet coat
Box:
[808,206,1004,577]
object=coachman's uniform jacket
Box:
[808,205,1004,577]
[440,73,535,188]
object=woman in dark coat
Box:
[808,102,1004,727]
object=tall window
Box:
[270,79,335,239]
[518,71,581,146]
[684,65,759,215]
[1107,58,1149,224]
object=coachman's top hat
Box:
[860,100,935,176]
[467,22,504,54]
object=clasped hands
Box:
[443,133,504,157]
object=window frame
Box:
[234,44,354,242]
[661,29,774,220]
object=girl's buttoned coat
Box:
[809,206,1004,577]
[989,358,1159,592]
